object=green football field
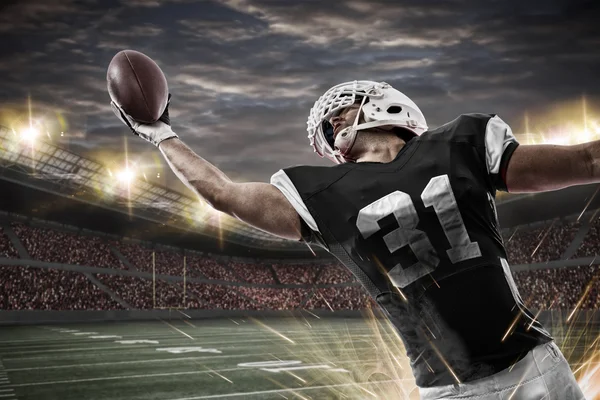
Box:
[0,315,597,400]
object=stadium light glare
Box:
[21,126,40,144]
[116,167,135,184]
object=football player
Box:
[112,80,587,399]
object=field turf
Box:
[0,316,597,399]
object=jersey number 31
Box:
[356,174,482,288]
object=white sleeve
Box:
[484,115,518,175]
[270,169,320,233]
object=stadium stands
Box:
[0,266,122,310]
[236,287,310,310]
[0,227,18,258]
[94,274,202,309]
[184,256,239,282]
[574,216,600,258]
[503,220,581,265]
[227,261,276,284]
[116,243,184,275]
[305,287,371,310]
[513,265,600,310]
[1,216,600,312]
[273,264,319,284]
[315,263,356,284]
[183,282,261,310]
[12,223,125,269]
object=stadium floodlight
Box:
[20,126,40,144]
[116,167,135,184]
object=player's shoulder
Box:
[435,113,497,134]
[271,164,353,199]
[423,113,499,145]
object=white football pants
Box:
[419,342,586,400]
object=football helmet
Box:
[307,80,428,163]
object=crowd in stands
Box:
[184,255,239,282]
[1,218,600,312]
[183,282,261,310]
[116,243,186,276]
[227,261,276,284]
[0,266,121,310]
[11,223,125,269]
[502,220,581,265]
[315,263,356,284]
[305,287,371,310]
[0,228,18,258]
[513,265,600,310]
[236,287,310,310]
[574,216,600,259]
[94,274,203,309]
[273,264,319,284]
[1,263,599,311]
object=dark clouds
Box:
[0,0,599,187]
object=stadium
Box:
[1,0,599,396]
[1,112,599,400]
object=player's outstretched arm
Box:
[504,142,596,193]
[111,97,302,241]
[158,138,302,241]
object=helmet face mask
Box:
[321,119,335,149]
[307,80,428,164]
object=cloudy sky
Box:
[1,0,599,191]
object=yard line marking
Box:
[0,334,352,352]
[0,333,346,349]
[159,319,194,340]
[1,338,374,365]
[166,379,410,399]
[7,358,387,388]
[0,389,14,392]
[7,367,245,387]
[176,310,191,319]
[0,327,376,345]
[182,320,197,329]
[0,394,15,398]
[0,327,375,355]
[90,335,122,339]
[115,340,160,345]
[5,346,377,371]
[1,336,368,357]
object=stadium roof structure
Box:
[0,125,312,253]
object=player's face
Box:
[330,104,361,139]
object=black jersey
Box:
[271,113,552,387]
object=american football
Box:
[107,50,168,123]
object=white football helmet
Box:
[307,80,428,163]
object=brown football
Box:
[107,50,168,123]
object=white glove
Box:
[111,94,178,147]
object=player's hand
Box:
[111,94,178,147]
